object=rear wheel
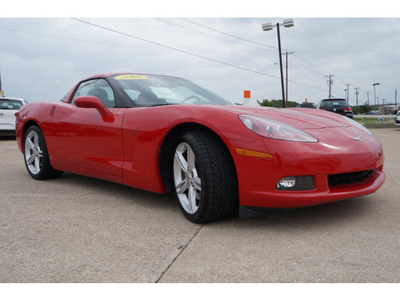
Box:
[24,125,63,180]
[172,131,238,223]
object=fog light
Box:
[277,177,296,188]
[276,176,315,191]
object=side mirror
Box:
[74,96,110,116]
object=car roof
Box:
[321,98,346,101]
[0,97,25,101]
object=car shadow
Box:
[55,172,177,210]
[41,172,379,229]
[221,196,378,230]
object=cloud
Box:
[1,17,399,106]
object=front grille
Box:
[328,170,372,187]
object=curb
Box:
[364,124,399,129]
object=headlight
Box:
[239,115,318,143]
[343,116,372,136]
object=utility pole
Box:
[395,89,398,109]
[366,91,370,106]
[354,87,360,111]
[285,51,294,105]
[345,83,352,103]
[373,83,380,106]
[326,74,334,98]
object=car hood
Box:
[219,105,351,129]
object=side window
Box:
[71,79,116,108]
[321,101,330,109]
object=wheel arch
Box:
[158,122,238,193]
[18,120,41,151]
[22,120,40,138]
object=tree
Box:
[257,99,299,108]
[355,105,371,115]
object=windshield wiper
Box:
[147,103,175,107]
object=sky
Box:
[1,1,400,107]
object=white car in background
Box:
[0,97,28,136]
[395,111,400,126]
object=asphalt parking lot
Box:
[1,128,399,283]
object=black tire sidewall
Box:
[172,131,237,223]
[173,132,207,223]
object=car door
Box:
[48,78,124,178]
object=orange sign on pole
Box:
[244,90,251,99]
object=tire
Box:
[172,131,238,223]
[23,125,63,180]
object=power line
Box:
[2,18,353,97]
[157,18,269,52]
[161,19,328,92]
[0,25,112,46]
[181,18,280,51]
[3,18,328,93]
[181,19,345,92]
[291,53,327,76]
[71,18,282,79]
[177,18,335,88]
[291,53,357,96]
[72,18,328,92]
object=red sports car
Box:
[15,73,385,223]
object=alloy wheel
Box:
[24,131,43,175]
[173,142,202,215]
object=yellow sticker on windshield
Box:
[115,75,148,80]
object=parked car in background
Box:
[316,98,353,119]
[0,97,28,136]
[298,103,316,109]
[365,111,381,115]
[395,111,400,125]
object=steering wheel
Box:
[181,95,201,104]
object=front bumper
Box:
[239,168,384,208]
[229,128,385,208]
[0,123,16,136]
[0,130,16,136]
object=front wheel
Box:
[172,131,238,223]
[23,125,63,180]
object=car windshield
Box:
[0,100,23,110]
[110,74,231,107]
[321,100,347,108]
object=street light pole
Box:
[276,23,286,107]
[262,19,294,108]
